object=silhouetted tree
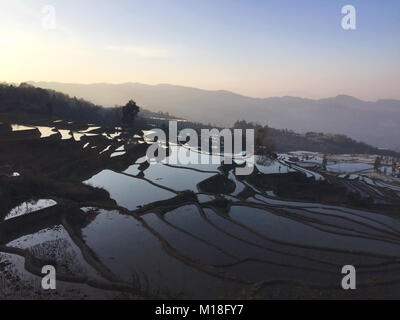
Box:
[254,126,275,155]
[254,126,276,166]
[322,154,328,170]
[392,160,397,176]
[122,100,140,127]
[374,156,381,172]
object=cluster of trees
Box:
[0,83,141,128]
[233,121,276,159]
[374,156,399,176]
[374,157,382,171]
[276,128,399,157]
[232,120,400,158]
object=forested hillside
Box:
[1,83,399,157]
[0,83,122,126]
[234,121,400,157]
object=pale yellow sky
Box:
[1,0,399,100]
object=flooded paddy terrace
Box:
[1,119,400,299]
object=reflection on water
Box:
[141,163,215,192]
[197,194,215,203]
[11,125,35,132]
[58,130,72,140]
[99,145,111,154]
[81,209,238,298]
[7,225,101,280]
[80,126,101,133]
[327,162,373,173]
[5,199,57,221]
[84,170,176,210]
[143,209,235,265]
[229,205,400,256]
[255,157,294,174]
[73,132,85,141]
[4,125,400,299]
[10,124,104,141]
[110,151,126,158]
[68,143,400,296]
[36,126,57,138]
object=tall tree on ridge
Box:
[122,100,140,128]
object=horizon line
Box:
[3,80,400,103]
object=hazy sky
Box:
[1,0,399,100]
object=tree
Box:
[255,126,276,165]
[322,154,328,170]
[255,126,275,155]
[122,100,140,127]
[392,160,397,176]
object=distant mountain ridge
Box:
[29,82,400,149]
